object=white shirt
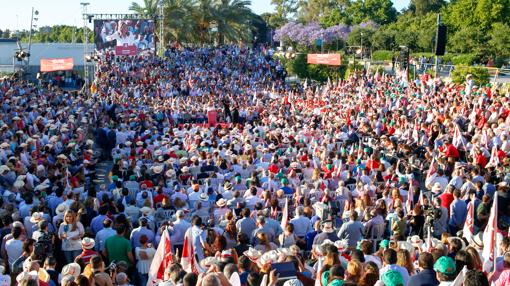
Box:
[5,239,23,268]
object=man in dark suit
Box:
[408,252,439,286]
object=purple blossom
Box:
[357,20,379,30]
[274,22,354,46]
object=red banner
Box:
[115,45,138,56]
[40,58,74,72]
[307,54,341,66]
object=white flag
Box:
[281,198,289,229]
[482,194,498,273]
[463,201,475,241]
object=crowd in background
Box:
[0,45,508,286]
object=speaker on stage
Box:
[435,24,447,56]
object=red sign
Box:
[115,45,138,56]
[307,54,341,66]
[40,58,74,72]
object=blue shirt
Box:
[95,227,116,252]
[130,226,155,248]
[289,216,312,237]
[449,199,467,227]
[90,215,107,234]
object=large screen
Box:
[93,19,155,55]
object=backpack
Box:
[34,232,53,259]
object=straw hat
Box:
[61,263,81,278]
[81,237,95,250]
[56,203,68,216]
[216,198,227,207]
[29,212,44,224]
[140,207,154,216]
[199,193,208,201]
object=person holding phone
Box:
[58,210,85,263]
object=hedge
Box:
[372,50,396,61]
[450,65,490,85]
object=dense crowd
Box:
[0,45,509,286]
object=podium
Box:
[207,110,217,127]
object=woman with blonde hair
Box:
[254,232,277,252]
[344,260,363,284]
[58,210,85,263]
[397,249,416,275]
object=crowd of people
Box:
[0,45,509,286]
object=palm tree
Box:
[214,0,255,45]
[129,0,161,17]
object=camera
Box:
[105,260,117,272]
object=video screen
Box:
[93,19,155,55]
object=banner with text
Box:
[40,58,74,72]
[307,54,341,66]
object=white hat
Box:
[200,256,219,269]
[431,182,442,193]
[243,247,262,260]
[0,165,10,173]
[199,193,208,201]
[14,180,25,189]
[165,169,176,178]
[216,198,227,207]
[29,212,44,224]
[181,166,190,172]
[140,206,154,215]
[81,237,95,250]
[152,165,163,174]
[56,203,68,216]
[0,143,9,149]
[61,263,81,278]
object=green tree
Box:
[448,26,485,54]
[215,0,255,45]
[297,0,336,23]
[347,0,397,25]
[260,12,286,29]
[488,22,510,58]
[129,0,160,17]
[272,0,298,20]
[347,27,374,49]
[408,0,445,15]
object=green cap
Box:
[434,256,456,275]
[379,239,389,249]
[129,175,136,181]
[340,147,346,153]
[327,164,332,170]
[281,177,289,185]
[111,175,119,181]
[381,270,404,286]
[363,147,369,152]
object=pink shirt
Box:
[494,269,510,286]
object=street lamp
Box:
[27,8,39,69]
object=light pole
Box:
[80,2,90,89]
[159,0,165,56]
[27,8,39,69]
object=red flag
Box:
[482,194,498,272]
[426,226,433,252]
[406,187,414,214]
[281,198,289,229]
[181,228,198,274]
[463,201,475,241]
[148,228,173,286]
[452,124,464,150]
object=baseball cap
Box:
[434,256,456,275]
[381,270,404,286]
[379,239,389,249]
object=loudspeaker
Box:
[435,24,447,56]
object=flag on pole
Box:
[486,145,499,168]
[426,157,437,182]
[451,266,468,286]
[281,198,289,229]
[452,124,464,149]
[426,226,433,252]
[406,187,414,214]
[463,201,475,241]
[181,228,198,274]
[148,228,173,286]
[482,194,498,273]
[335,159,343,178]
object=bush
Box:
[450,54,480,65]
[450,65,490,85]
[285,53,309,78]
[344,64,365,79]
[372,50,396,61]
[308,64,346,82]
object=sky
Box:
[0,0,410,31]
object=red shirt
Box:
[445,144,460,159]
[476,154,488,168]
[154,193,169,205]
[439,192,454,214]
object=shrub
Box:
[308,64,346,82]
[451,54,480,65]
[372,50,396,61]
[450,65,490,85]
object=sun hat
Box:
[381,270,404,286]
[199,193,208,201]
[29,212,44,224]
[61,262,81,278]
[216,198,227,207]
[434,256,456,275]
[56,203,68,216]
[81,237,95,250]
